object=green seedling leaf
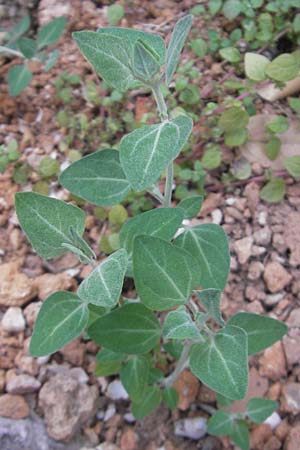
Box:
[174,223,230,290]
[230,420,249,450]
[219,107,249,132]
[88,303,161,354]
[166,15,193,86]
[246,398,278,423]
[232,157,251,180]
[283,155,300,178]
[120,356,149,402]
[120,115,193,191]
[107,4,125,25]
[216,393,233,407]
[289,97,300,113]
[8,15,30,41]
[60,149,131,206]
[225,128,248,147]
[228,312,287,355]
[190,325,248,400]
[18,37,37,59]
[8,64,32,96]
[164,341,183,360]
[244,52,269,81]
[260,178,286,203]
[194,289,224,326]
[219,47,241,63]
[15,192,85,259]
[73,31,134,92]
[178,195,203,219]
[208,0,222,15]
[162,387,179,409]
[37,16,66,49]
[266,116,289,134]
[133,235,200,311]
[207,410,234,436]
[45,49,59,72]
[30,291,88,357]
[132,385,161,419]
[190,38,207,58]
[222,0,242,19]
[265,136,281,160]
[163,306,201,340]
[78,249,127,308]
[266,54,299,82]
[133,39,160,81]
[201,146,222,170]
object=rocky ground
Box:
[1,1,300,450]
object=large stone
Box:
[0,394,29,419]
[39,373,98,441]
[1,307,26,333]
[282,383,300,415]
[263,261,292,293]
[259,342,287,381]
[6,372,41,394]
[0,260,36,307]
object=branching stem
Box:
[163,341,192,388]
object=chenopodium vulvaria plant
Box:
[15,16,287,449]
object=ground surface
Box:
[0,1,300,450]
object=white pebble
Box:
[226,197,236,206]
[258,211,267,226]
[2,307,26,333]
[106,380,129,401]
[104,403,116,422]
[264,412,281,430]
[174,417,207,440]
[124,412,136,423]
[211,208,223,224]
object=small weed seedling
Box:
[15,16,288,449]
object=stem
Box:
[164,162,173,207]
[163,341,192,388]
[0,46,24,58]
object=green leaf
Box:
[15,192,85,259]
[217,393,233,407]
[225,128,248,147]
[246,398,278,423]
[293,14,300,33]
[265,136,281,160]
[88,303,161,354]
[266,54,299,82]
[165,15,193,86]
[283,155,300,178]
[37,16,66,49]
[8,64,32,96]
[194,289,224,326]
[266,116,289,134]
[228,312,288,355]
[120,356,149,401]
[289,97,300,113]
[148,367,164,384]
[190,38,207,58]
[174,223,230,290]
[219,107,249,132]
[18,37,37,59]
[230,420,249,450]
[120,115,193,191]
[132,385,161,419]
[244,52,269,81]
[208,0,222,15]
[30,291,88,357]
[177,195,203,219]
[133,39,160,81]
[133,235,200,311]
[219,47,241,63]
[77,249,127,308]
[163,306,202,340]
[207,410,234,436]
[45,49,59,72]
[222,0,242,20]
[201,146,222,169]
[120,207,184,259]
[260,178,286,203]
[94,361,121,376]
[232,157,251,180]
[73,31,134,92]
[162,387,179,409]
[107,4,125,25]
[190,325,248,400]
[8,15,30,41]
[164,341,183,360]
[96,348,126,363]
[59,149,131,206]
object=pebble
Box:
[69,367,89,384]
[285,425,300,450]
[264,412,281,430]
[253,227,271,246]
[211,208,222,224]
[259,342,287,381]
[104,403,116,422]
[124,413,136,423]
[282,382,300,415]
[258,211,267,225]
[174,417,207,440]
[247,261,264,281]
[0,260,36,307]
[106,380,129,401]
[234,236,253,264]
[6,373,41,394]
[283,328,300,367]
[0,394,30,419]
[263,261,292,293]
[1,307,26,333]
[264,293,284,307]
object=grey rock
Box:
[6,373,41,394]
[106,380,128,401]
[2,306,25,332]
[174,416,207,440]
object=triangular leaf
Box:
[18,37,37,59]
[133,39,160,81]
[8,64,32,96]
[230,420,249,450]
[207,410,234,436]
[37,16,66,48]
[120,356,149,402]
[163,306,202,340]
[177,195,203,219]
[246,397,278,423]
[194,289,224,326]
[162,386,179,409]
[132,385,161,419]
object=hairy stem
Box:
[164,162,174,207]
[0,46,24,58]
[163,341,192,388]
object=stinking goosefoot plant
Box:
[15,15,288,450]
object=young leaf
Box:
[228,312,287,355]
[244,52,269,81]
[194,289,224,326]
[8,64,32,96]
[165,15,193,86]
[120,207,184,258]
[246,398,278,423]
[37,16,66,49]
[265,136,281,161]
[265,54,299,82]
[132,385,161,419]
[73,31,134,92]
[174,224,230,290]
[219,47,241,63]
[162,387,179,409]
[77,249,127,308]
[216,393,234,407]
[107,4,125,25]
[218,107,249,132]
[207,410,234,436]
[178,195,203,219]
[30,291,88,357]
[266,116,289,134]
[190,325,248,400]
[163,306,202,340]
[120,356,149,402]
[88,303,161,354]
[260,178,286,203]
[133,235,200,311]
[120,115,193,191]
[230,420,249,450]
[45,49,60,72]
[222,0,242,20]
[8,15,30,41]
[15,192,85,259]
[59,149,131,206]
[18,37,37,59]
[283,155,300,178]
[133,39,160,81]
